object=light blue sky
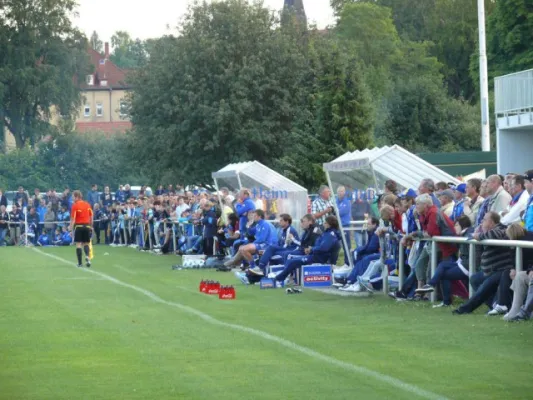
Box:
[75,0,335,44]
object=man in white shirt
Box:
[501,175,529,225]
[486,175,512,215]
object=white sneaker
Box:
[333,265,351,274]
[249,267,264,276]
[332,282,345,288]
[432,302,450,308]
[487,304,508,316]
[340,283,361,292]
[267,272,278,279]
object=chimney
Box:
[104,42,109,59]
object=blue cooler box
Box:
[302,264,333,288]
[260,277,285,289]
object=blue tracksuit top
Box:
[279,225,300,248]
[355,229,380,261]
[524,195,533,231]
[311,228,342,263]
[337,196,352,227]
[254,220,278,246]
[451,199,466,222]
[236,198,256,232]
[202,208,217,238]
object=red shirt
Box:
[394,210,403,233]
[419,205,457,258]
[71,200,93,225]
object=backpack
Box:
[436,211,456,237]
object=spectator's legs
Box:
[203,237,214,256]
[457,270,503,313]
[258,245,283,271]
[342,229,351,266]
[506,271,530,319]
[496,268,514,309]
[354,230,363,249]
[275,256,307,282]
[414,246,430,288]
[428,259,466,305]
[520,280,533,317]
[0,228,6,246]
[94,223,101,244]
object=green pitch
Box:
[1,247,531,400]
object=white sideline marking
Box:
[31,248,448,400]
[112,264,137,275]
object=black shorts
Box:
[74,226,92,243]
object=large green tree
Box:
[487,0,533,77]
[128,0,310,186]
[109,31,147,69]
[0,0,89,149]
[89,30,103,53]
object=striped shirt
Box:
[478,223,512,274]
[312,197,334,227]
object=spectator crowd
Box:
[2,171,533,323]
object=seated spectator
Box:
[217,212,240,251]
[453,212,512,315]
[338,216,380,291]
[438,189,455,218]
[491,223,533,319]
[37,231,51,246]
[224,210,277,268]
[269,216,341,284]
[250,213,300,276]
[500,175,529,225]
[235,189,256,239]
[416,215,480,307]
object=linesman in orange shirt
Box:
[70,190,94,267]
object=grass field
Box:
[1,246,532,400]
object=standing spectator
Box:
[485,175,512,215]
[15,186,29,207]
[48,189,60,213]
[463,178,484,224]
[503,173,517,193]
[155,185,165,196]
[61,188,72,211]
[438,190,455,218]
[235,189,256,239]
[418,178,441,208]
[312,185,334,229]
[500,175,529,225]
[101,186,113,208]
[0,189,7,208]
[124,184,132,201]
[44,204,56,243]
[32,188,42,209]
[337,186,352,266]
[115,185,126,204]
[384,180,398,196]
[435,181,448,194]
[451,183,467,221]
[9,204,22,245]
[87,184,100,209]
[453,212,511,315]
[37,199,47,238]
[0,205,9,246]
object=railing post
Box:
[468,243,476,298]
[515,246,523,273]
[398,241,404,291]
[430,240,438,302]
[172,222,177,255]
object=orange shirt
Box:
[71,200,93,225]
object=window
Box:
[96,103,103,117]
[100,80,108,87]
[119,101,129,118]
[86,74,94,86]
[84,105,91,117]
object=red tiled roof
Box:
[76,121,132,134]
[80,48,130,90]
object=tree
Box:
[487,0,533,77]
[128,0,310,186]
[90,30,103,53]
[109,31,147,69]
[0,0,89,149]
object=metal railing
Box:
[494,68,533,116]
[392,236,533,302]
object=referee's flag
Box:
[89,241,94,260]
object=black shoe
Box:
[415,284,435,294]
[452,308,467,315]
[85,257,91,268]
[76,264,82,268]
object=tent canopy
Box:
[212,161,308,226]
[323,145,460,191]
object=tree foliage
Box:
[90,30,103,53]
[0,0,89,149]
[109,31,147,69]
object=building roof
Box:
[76,121,132,134]
[323,145,460,190]
[79,48,130,90]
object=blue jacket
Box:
[451,199,466,222]
[254,220,277,246]
[236,198,256,236]
[311,228,342,263]
[115,190,126,204]
[61,232,72,245]
[87,190,100,208]
[355,229,380,261]
[37,206,47,222]
[337,196,352,227]
[279,225,300,249]
[430,193,441,209]
[38,234,50,246]
[524,195,533,231]
[406,205,418,234]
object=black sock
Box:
[76,248,82,265]
[83,245,90,257]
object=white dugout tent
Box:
[212,161,308,226]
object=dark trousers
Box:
[203,237,214,256]
[458,270,503,313]
[94,224,101,244]
[342,229,351,266]
[497,268,513,308]
[275,255,311,282]
[259,245,297,270]
[428,258,468,305]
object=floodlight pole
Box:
[478,0,491,151]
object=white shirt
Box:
[501,191,529,225]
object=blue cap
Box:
[399,188,417,198]
[453,183,467,194]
